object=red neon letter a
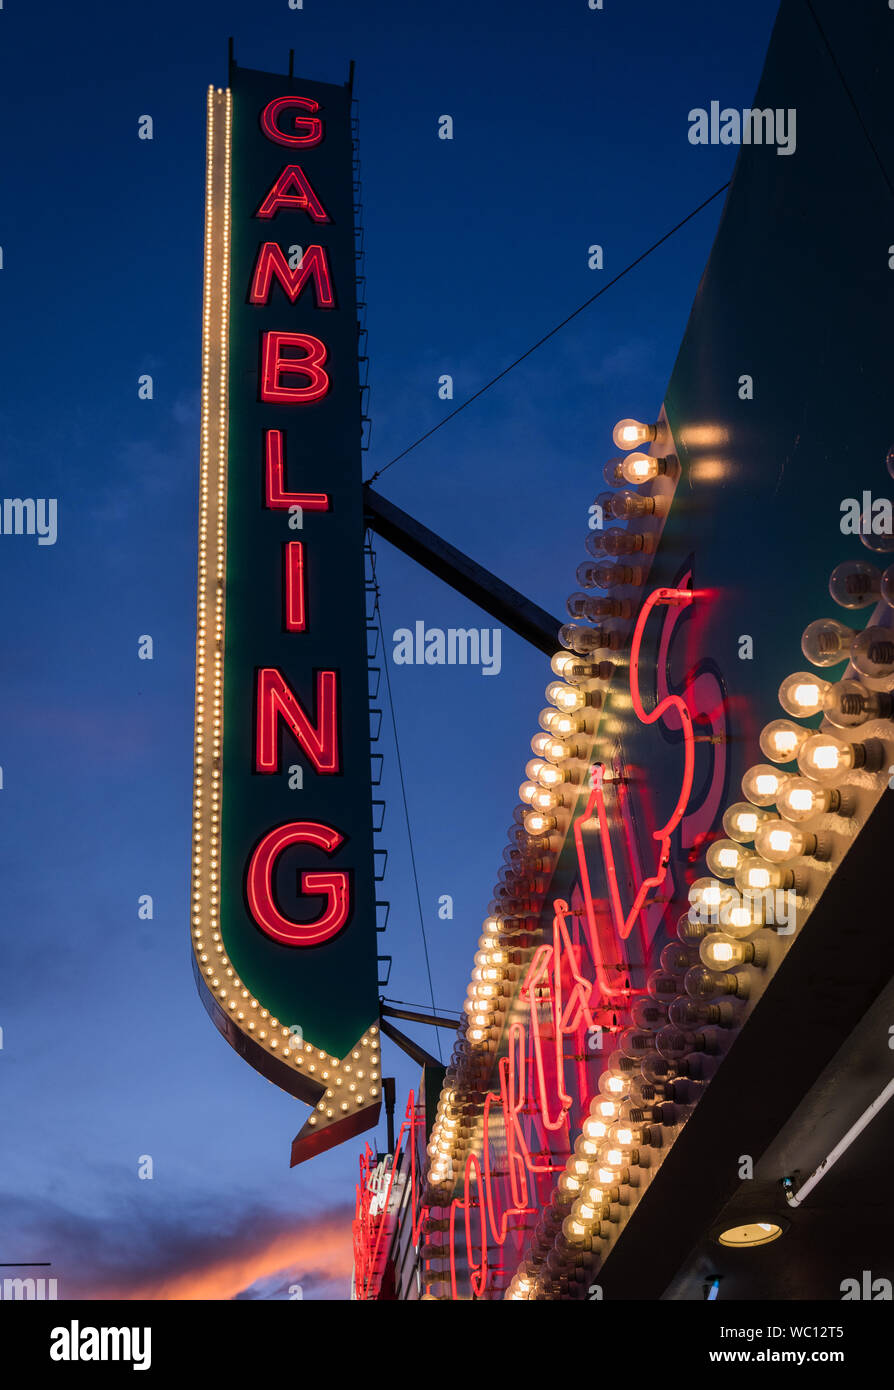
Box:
[255,667,339,774]
[255,165,330,222]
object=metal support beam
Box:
[380,1002,461,1031]
[364,486,562,657]
[378,1015,443,1070]
[383,1077,396,1154]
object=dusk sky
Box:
[0,0,779,1298]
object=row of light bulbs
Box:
[425,422,680,1289]
[193,89,234,1082]
[508,539,894,1297]
[507,420,688,1296]
[423,418,672,1213]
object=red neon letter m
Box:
[255,668,339,774]
[249,244,335,308]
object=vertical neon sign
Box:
[191,67,380,1165]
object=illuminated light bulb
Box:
[699,932,768,971]
[620,452,670,485]
[798,732,870,784]
[539,706,585,736]
[525,758,549,783]
[721,898,766,936]
[558,1172,582,1195]
[598,1071,630,1100]
[734,858,795,892]
[778,671,830,718]
[551,710,585,737]
[829,560,881,609]
[753,818,823,863]
[562,1215,590,1243]
[531,731,557,759]
[545,680,587,711]
[608,489,657,520]
[741,764,791,808]
[688,876,736,914]
[823,679,893,728]
[759,719,808,765]
[530,786,560,811]
[519,780,538,804]
[705,839,754,879]
[850,626,894,682]
[776,776,847,823]
[537,762,566,788]
[602,527,652,557]
[607,1120,656,1156]
[524,810,556,836]
[612,418,658,451]
[602,456,627,487]
[722,803,774,844]
[801,618,856,667]
[582,1116,610,1143]
[543,735,575,762]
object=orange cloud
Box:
[88,1211,354,1301]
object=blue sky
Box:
[0,0,779,1298]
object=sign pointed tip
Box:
[291,1098,381,1166]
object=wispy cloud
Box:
[0,1194,355,1301]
